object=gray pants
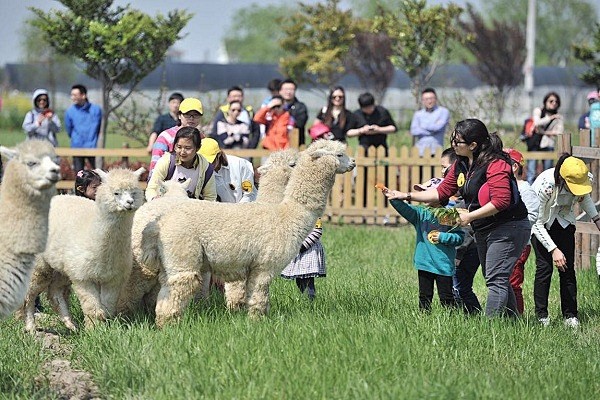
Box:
[474,219,531,317]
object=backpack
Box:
[519,117,537,141]
[150,153,214,199]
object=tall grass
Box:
[1,224,600,399]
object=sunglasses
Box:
[332,95,344,100]
[230,108,242,112]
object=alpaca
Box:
[0,140,60,318]
[117,179,190,316]
[223,148,299,310]
[146,140,355,326]
[22,168,145,331]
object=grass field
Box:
[1,224,599,399]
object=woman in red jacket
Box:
[253,95,295,150]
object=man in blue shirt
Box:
[65,84,102,172]
[410,88,450,157]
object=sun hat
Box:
[179,98,203,115]
[198,138,220,163]
[504,148,525,167]
[559,157,592,196]
[414,177,443,191]
[309,122,331,140]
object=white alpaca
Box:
[117,179,190,316]
[22,168,145,331]
[146,140,355,326]
[0,140,60,318]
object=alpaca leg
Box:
[245,271,273,318]
[155,271,202,328]
[21,260,53,333]
[47,280,76,331]
[198,271,211,300]
[99,282,124,318]
[224,280,247,311]
[71,281,105,329]
[143,282,160,314]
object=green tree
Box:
[279,0,358,87]
[224,5,292,63]
[29,0,192,150]
[573,23,600,87]
[372,0,463,108]
[484,0,598,66]
[457,5,526,122]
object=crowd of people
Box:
[11,80,600,320]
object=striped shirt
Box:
[149,126,180,172]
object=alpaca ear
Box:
[94,168,109,182]
[133,167,146,178]
[0,146,18,160]
[310,149,327,159]
[257,164,269,174]
[180,178,191,190]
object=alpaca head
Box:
[0,140,60,192]
[256,149,298,203]
[257,148,298,176]
[156,179,190,198]
[94,168,145,212]
[305,139,356,173]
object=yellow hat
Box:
[198,138,220,163]
[559,157,592,196]
[179,98,203,115]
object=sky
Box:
[0,0,472,67]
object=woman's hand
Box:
[457,208,471,227]
[552,248,567,272]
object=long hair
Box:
[541,92,561,118]
[554,152,571,188]
[454,119,509,167]
[321,86,347,129]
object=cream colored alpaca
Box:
[22,168,145,331]
[146,140,355,326]
[0,140,60,318]
[117,179,190,316]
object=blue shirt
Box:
[390,199,464,276]
[65,102,102,148]
[410,105,450,156]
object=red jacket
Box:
[254,107,293,150]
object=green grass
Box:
[1,224,600,399]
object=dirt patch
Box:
[34,331,102,400]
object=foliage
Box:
[484,0,598,66]
[424,205,461,227]
[573,22,600,87]
[2,224,600,398]
[29,0,192,150]
[372,0,463,108]
[223,5,292,63]
[279,0,358,87]
[457,4,526,123]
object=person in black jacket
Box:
[279,79,309,146]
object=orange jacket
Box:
[253,107,293,150]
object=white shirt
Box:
[214,155,256,203]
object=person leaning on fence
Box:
[149,97,205,173]
[253,95,295,151]
[22,89,61,147]
[526,92,564,184]
[146,92,184,153]
[65,84,102,172]
[211,100,251,149]
[378,178,464,311]
[505,148,539,315]
[146,126,216,202]
[352,92,397,156]
[531,154,600,328]
[311,86,364,143]
[385,119,531,318]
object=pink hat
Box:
[586,91,598,101]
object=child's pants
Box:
[509,244,531,315]
[296,277,316,299]
[418,270,455,310]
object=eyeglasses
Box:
[547,99,558,104]
[181,112,201,119]
[451,138,468,146]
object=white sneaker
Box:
[564,317,580,328]
[539,317,550,327]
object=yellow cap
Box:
[198,138,220,163]
[559,157,592,196]
[179,98,203,115]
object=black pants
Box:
[73,156,96,173]
[296,277,315,299]
[533,221,577,319]
[418,270,455,310]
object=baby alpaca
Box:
[0,140,60,318]
[23,168,144,331]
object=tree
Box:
[343,29,395,102]
[484,0,598,66]
[573,23,600,87]
[372,0,463,108]
[29,0,192,151]
[279,0,358,87]
[457,5,526,122]
[223,6,292,63]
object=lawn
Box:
[1,224,599,399]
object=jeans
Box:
[418,270,455,311]
[533,221,577,319]
[453,245,482,314]
[474,219,531,317]
[73,156,96,173]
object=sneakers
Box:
[539,317,550,327]
[564,317,580,328]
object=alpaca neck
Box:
[256,171,289,204]
[92,206,135,246]
[283,160,336,215]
